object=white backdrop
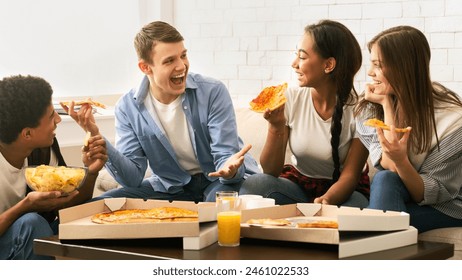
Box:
[0,0,143,97]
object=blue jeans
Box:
[239,173,369,208]
[369,170,462,232]
[96,173,242,202]
[0,213,58,260]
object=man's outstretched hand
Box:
[208,144,252,179]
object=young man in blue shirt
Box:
[65,21,259,202]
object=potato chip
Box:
[84,131,91,146]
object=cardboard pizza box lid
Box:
[339,226,418,258]
[58,198,217,240]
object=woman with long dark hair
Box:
[240,20,369,207]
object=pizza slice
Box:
[91,207,199,224]
[246,218,292,227]
[296,220,338,229]
[60,98,106,109]
[249,82,288,113]
[364,118,410,133]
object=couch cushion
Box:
[235,108,267,162]
[93,168,121,197]
[235,107,292,164]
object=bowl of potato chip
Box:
[25,165,88,194]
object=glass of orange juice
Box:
[216,191,241,247]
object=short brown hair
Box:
[134,21,184,64]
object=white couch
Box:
[94,107,461,259]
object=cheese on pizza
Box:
[246,218,292,226]
[61,98,106,109]
[296,220,338,229]
[364,118,410,133]
[249,83,288,113]
[91,207,199,224]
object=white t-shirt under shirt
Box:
[145,93,202,175]
[0,150,59,213]
[284,87,357,179]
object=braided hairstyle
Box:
[305,20,362,182]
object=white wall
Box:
[173,0,462,108]
[1,0,461,107]
[0,0,143,98]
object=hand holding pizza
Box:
[250,83,288,113]
[208,144,252,179]
[60,99,108,174]
[60,99,101,136]
[376,124,412,168]
[263,105,286,126]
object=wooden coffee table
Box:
[34,235,454,260]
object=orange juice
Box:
[217,211,241,247]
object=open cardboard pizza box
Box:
[58,198,217,246]
[241,203,418,258]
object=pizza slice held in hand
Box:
[249,82,288,113]
[60,98,106,109]
[364,118,410,133]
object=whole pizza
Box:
[249,82,288,113]
[91,207,199,224]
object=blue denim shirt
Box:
[105,73,259,193]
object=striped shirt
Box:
[357,107,462,219]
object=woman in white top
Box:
[240,20,370,207]
[355,25,462,232]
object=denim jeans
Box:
[96,173,243,202]
[369,170,462,232]
[239,173,369,208]
[0,212,58,260]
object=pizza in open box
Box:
[246,217,338,229]
[246,218,292,227]
[249,83,288,113]
[296,220,338,229]
[91,207,199,224]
